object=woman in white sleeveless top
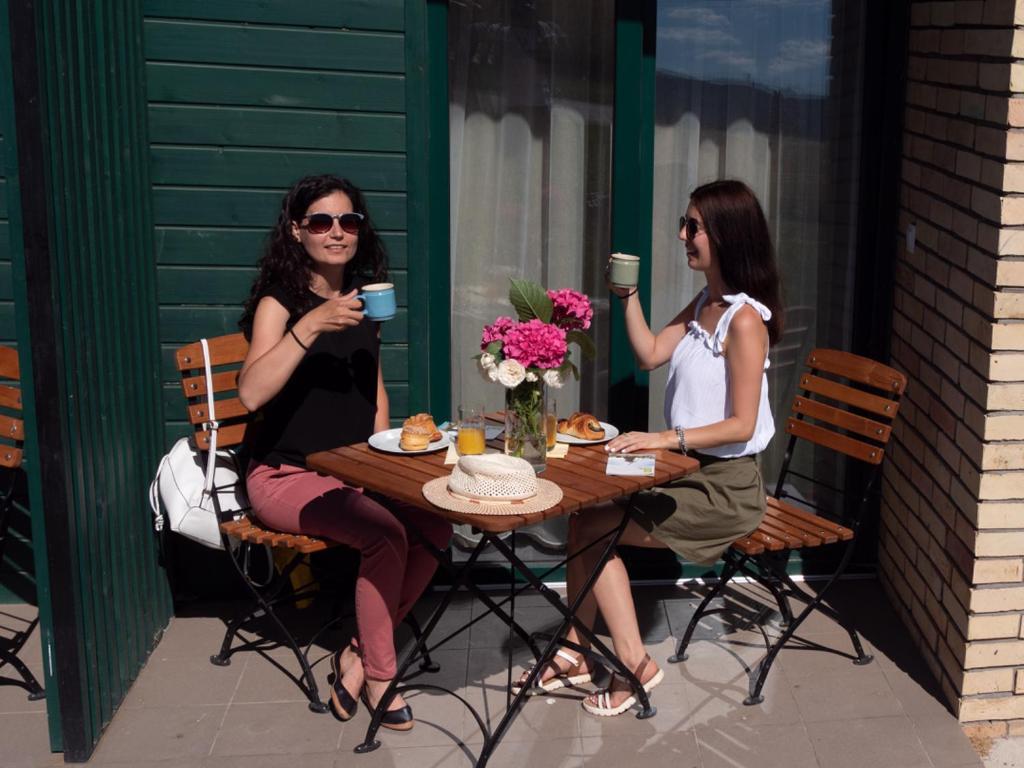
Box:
[514,180,783,717]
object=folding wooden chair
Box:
[172,333,435,713]
[669,348,906,705]
[0,345,44,701]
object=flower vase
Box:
[504,380,547,473]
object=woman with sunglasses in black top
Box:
[238,174,451,730]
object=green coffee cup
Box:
[609,253,640,288]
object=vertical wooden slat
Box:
[6,0,173,758]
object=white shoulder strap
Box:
[200,338,219,493]
[712,293,772,355]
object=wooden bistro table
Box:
[306,416,698,768]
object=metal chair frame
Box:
[0,345,44,701]
[172,334,436,713]
[669,348,906,705]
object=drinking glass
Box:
[545,395,558,450]
[456,404,486,456]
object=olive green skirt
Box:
[629,454,765,566]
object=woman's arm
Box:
[373,341,390,433]
[617,290,699,371]
[238,289,364,411]
[606,305,768,454]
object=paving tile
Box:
[577,683,692,739]
[580,730,701,767]
[396,608,472,652]
[805,716,933,768]
[789,655,904,722]
[88,705,226,764]
[0,711,62,768]
[231,647,326,705]
[202,753,336,768]
[152,615,237,660]
[119,653,245,709]
[910,713,984,768]
[875,652,952,719]
[210,701,342,756]
[333,744,471,768]
[484,736,583,768]
[696,722,818,768]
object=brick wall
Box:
[881,0,1024,731]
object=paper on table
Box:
[547,442,569,459]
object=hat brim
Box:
[421,475,563,516]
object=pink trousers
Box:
[246,461,452,679]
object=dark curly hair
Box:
[239,175,388,335]
[690,180,784,344]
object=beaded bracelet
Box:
[675,425,687,454]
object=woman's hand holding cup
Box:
[606,253,640,298]
[307,290,365,334]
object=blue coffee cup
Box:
[356,282,396,321]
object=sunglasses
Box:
[301,212,365,235]
[679,215,705,240]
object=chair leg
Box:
[756,553,794,627]
[745,540,867,705]
[668,556,742,664]
[0,645,45,701]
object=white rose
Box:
[543,368,564,388]
[497,359,526,388]
[525,371,538,382]
[480,352,496,368]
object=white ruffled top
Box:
[663,288,775,458]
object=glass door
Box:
[648,0,868,480]
[447,0,616,551]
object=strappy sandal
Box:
[511,649,593,695]
[327,644,360,722]
[581,653,664,717]
[361,686,415,731]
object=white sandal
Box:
[511,649,593,695]
[581,653,664,717]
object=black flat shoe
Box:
[361,687,415,731]
[328,648,358,722]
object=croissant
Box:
[557,412,605,440]
[403,412,442,442]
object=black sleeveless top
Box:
[247,277,379,468]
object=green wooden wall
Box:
[142,0,414,444]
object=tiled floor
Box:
[1,578,985,768]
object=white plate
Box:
[555,421,619,445]
[368,428,450,454]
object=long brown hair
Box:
[690,179,784,344]
[239,175,388,335]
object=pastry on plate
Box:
[403,412,443,442]
[399,413,443,450]
[557,412,606,440]
[399,423,433,451]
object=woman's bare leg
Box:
[563,501,669,707]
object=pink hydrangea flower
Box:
[481,316,516,349]
[548,289,593,331]
[502,319,568,369]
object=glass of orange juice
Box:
[456,405,486,455]
[545,395,558,450]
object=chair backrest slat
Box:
[791,396,892,442]
[175,334,252,452]
[175,333,248,371]
[797,373,901,419]
[180,370,241,399]
[0,384,21,411]
[187,397,249,426]
[0,347,19,380]
[786,417,886,465]
[804,348,907,395]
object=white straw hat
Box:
[421,454,563,516]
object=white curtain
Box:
[448,1,614,549]
[649,0,865,478]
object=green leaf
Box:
[558,360,580,381]
[485,340,503,356]
[509,279,553,323]
[566,330,596,361]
